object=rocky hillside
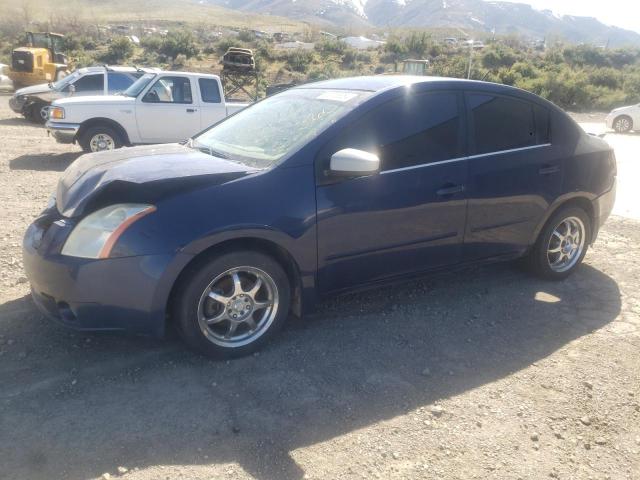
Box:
[205,0,640,47]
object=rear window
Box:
[199,78,222,103]
[107,73,135,93]
[72,73,104,92]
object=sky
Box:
[503,0,640,33]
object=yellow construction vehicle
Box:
[8,32,69,87]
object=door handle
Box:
[436,184,465,197]
[186,108,197,113]
[538,165,560,175]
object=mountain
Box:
[204,0,640,47]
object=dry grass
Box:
[0,0,305,32]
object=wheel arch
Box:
[76,117,131,145]
[165,236,305,332]
[529,195,596,249]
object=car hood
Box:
[57,143,258,217]
[15,82,52,97]
[54,95,134,106]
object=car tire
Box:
[79,125,123,152]
[526,206,592,280]
[27,102,48,124]
[613,115,632,133]
[173,250,291,358]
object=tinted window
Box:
[329,92,461,172]
[72,73,104,92]
[469,94,535,154]
[107,73,135,93]
[199,78,221,103]
[534,104,551,144]
[143,76,192,104]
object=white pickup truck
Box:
[46,71,249,152]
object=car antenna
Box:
[103,64,112,71]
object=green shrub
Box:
[237,30,256,42]
[140,35,163,52]
[214,37,246,55]
[103,36,134,63]
[316,39,347,55]
[160,30,199,59]
[285,50,314,73]
[481,44,518,70]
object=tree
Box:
[105,36,134,63]
[160,30,199,59]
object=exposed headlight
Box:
[61,204,156,259]
[49,106,65,120]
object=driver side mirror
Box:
[68,84,76,95]
[330,149,380,177]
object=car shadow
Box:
[0,263,621,480]
[0,116,35,126]
[9,152,81,172]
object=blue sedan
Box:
[23,76,617,357]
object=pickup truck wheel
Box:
[173,250,291,358]
[27,103,48,124]
[79,126,123,153]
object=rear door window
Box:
[199,78,222,103]
[469,94,536,154]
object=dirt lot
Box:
[0,94,638,480]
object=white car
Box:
[46,71,249,152]
[605,103,640,133]
[10,66,157,123]
[0,63,13,90]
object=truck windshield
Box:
[51,70,81,90]
[192,88,371,169]
[123,73,156,97]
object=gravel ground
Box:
[0,94,638,480]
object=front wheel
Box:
[79,125,123,152]
[173,250,291,358]
[26,102,49,124]
[526,206,591,280]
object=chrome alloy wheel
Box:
[39,105,49,121]
[89,133,116,152]
[197,267,279,347]
[614,117,631,133]
[547,216,586,273]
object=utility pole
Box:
[467,40,473,79]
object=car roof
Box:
[74,66,159,75]
[156,71,220,79]
[298,75,561,111]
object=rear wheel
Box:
[526,206,591,280]
[613,115,632,133]
[173,250,291,358]
[79,125,123,152]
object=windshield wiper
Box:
[188,138,230,159]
